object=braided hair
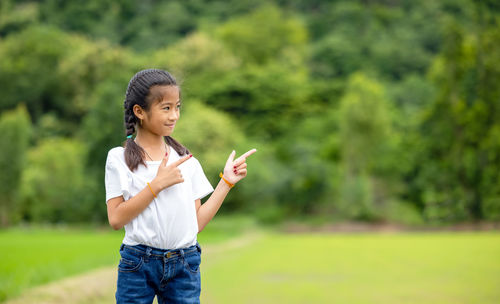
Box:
[123,68,189,171]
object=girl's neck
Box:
[134,130,165,149]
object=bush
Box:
[20,138,99,223]
[0,105,32,226]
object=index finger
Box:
[172,154,193,167]
[234,149,257,164]
[240,148,257,159]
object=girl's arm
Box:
[107,187,156,230]
[107,153,192,230]
[196,149,256,232]
[195,179,231,232]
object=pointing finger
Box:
[240,149,257,160]
[172,154,193,167]
[233,149,257,166]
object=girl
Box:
[105,69,256,303]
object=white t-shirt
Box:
[104,146,214,249]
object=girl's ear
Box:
[132,104,145,120]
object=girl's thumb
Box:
[226,150,236,165]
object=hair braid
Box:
[124,108,136,136]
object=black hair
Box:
[123,68,189,171]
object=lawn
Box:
[0,226,123,302]
[202,231,500,304]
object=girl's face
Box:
[140,85,181,137]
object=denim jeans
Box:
[116,242,202,304]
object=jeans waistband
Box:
[120,242,201,259]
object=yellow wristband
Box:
[219,172,234,188]
[147,182,157,198]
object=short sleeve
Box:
[104,150,130,203]
[191,158,214,201]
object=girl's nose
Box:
[168,112,179,121]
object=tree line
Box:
[0,0,499,226]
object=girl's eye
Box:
[162,104,181,111]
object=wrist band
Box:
[147,182,157,198]
[219,172,234,188]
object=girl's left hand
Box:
[223,149,257,185]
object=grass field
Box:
[202,232,500,304]
[0,227,122,302]
[1,221,499,303]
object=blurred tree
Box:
[20,138,97,223]
[0,0,39,37]
[0,24,133,138]
[0,105,31,227]
[337,73,398,220]
[122,1,196,50]
[202,62,311,140]
[151,32,240,102]
[417,8,500,221]
[0,0,497,225]
[309,33,364,79]
[215,4,307,65]
[369,26,431,80]
[0,26,68,120]
[272,109,340,217]
[339,73,394,175]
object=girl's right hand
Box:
[151,153,193,192]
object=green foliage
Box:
[416,15,500,222]
[339,73,395,174]
[150,32,240,102]
[309,33,364,79]
[0,26,68,119]
[0,25,132,130]
[0,105,31,226]
[215,4,307,65]
[20,138,98,223]
[202,62,310,139]
[0,0,499,225]
[0,1,39,36]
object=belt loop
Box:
[120,244,125,251]
[179,248,185,259]
[196,242,202,254]
[145,246,152,263]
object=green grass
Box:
[0,226,122,302]
[0,216,256,302]
[202,232,500,304]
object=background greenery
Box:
[0,0,499,226]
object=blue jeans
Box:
[116,242,202,304]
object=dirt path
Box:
[6,232,262,304]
